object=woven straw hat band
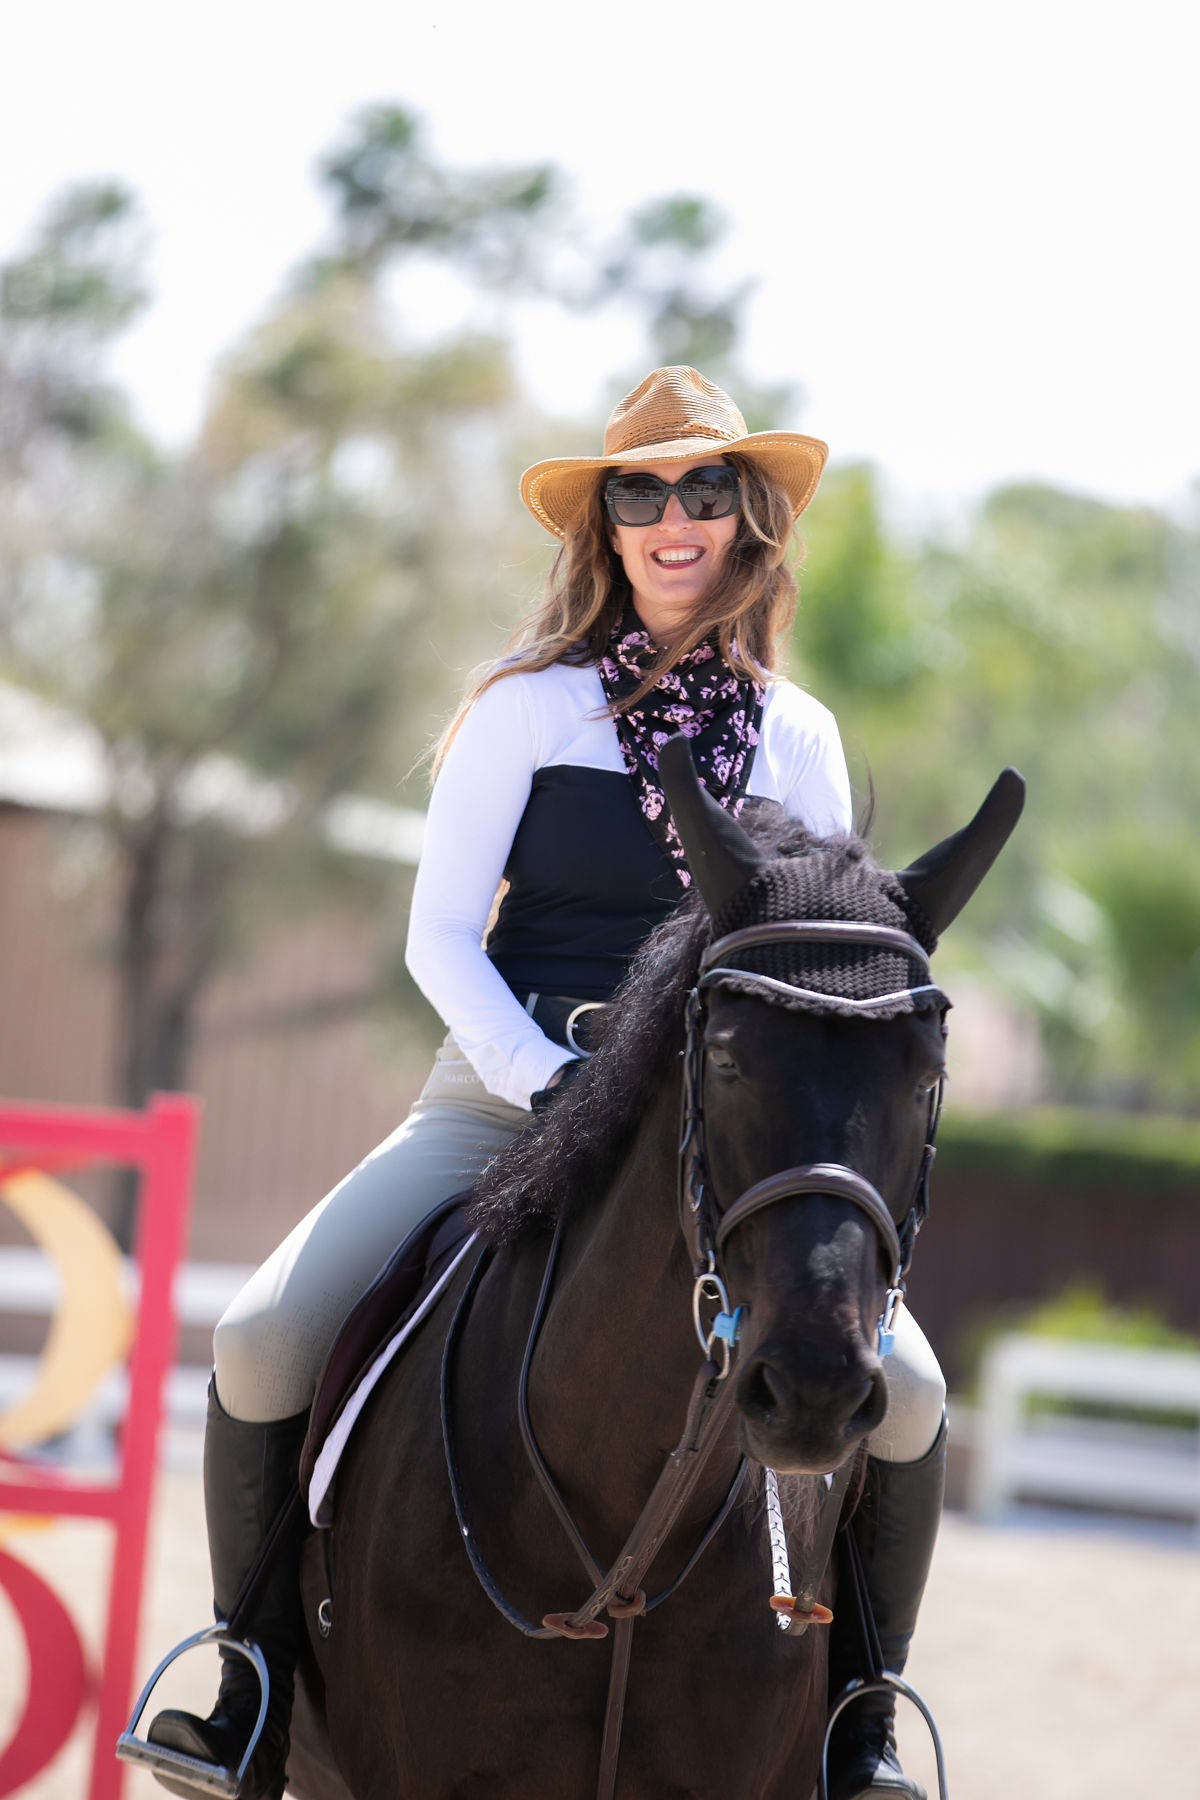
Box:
[604,367,747,457]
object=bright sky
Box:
[5,1,1198,521]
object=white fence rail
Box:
[968,1333,1200,1529]
[8,1251,1200,1518]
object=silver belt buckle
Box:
[565,1001,607,1057]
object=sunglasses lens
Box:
[606,475,665,526]
[605,465,741,527]
[678,467,741,520]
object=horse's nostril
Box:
[847,1369,888,1438]
[742,1358,783,1423]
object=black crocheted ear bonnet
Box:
[708,843,947,1019]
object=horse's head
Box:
[659,740,1024,1476]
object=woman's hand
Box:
[530,1058,585,1114]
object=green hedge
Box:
[959,1281,1200,1419]
[937,1107,1200,1197]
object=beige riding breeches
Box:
[214,1037,946,1464]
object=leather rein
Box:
[441,917,945,1800]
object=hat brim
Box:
[520,430,829,539]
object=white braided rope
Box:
[764,1468,793,1632]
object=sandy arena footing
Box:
[2,1473,1196,1798]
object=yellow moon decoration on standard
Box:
[0,1170,134,1449]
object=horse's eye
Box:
[707,1043,737,1073]
[917,1069,945,1095]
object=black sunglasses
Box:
[604,464,741,528]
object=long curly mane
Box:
[469,808,884,1248]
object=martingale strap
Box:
[441,1227,751,1800]
[441,1230,747,1641]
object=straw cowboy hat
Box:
[520,365,828,539]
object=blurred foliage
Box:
[962,1281,1200,1428]
[594,193,796,429]
[939,1108,1200,1197]
[1015,1281,1199,1353]
[793,465,933,698]
[793,464,1198,1108]
[1072,834,1200,1099]
[310,104,560,289]
[0,181,148,458]
[609,196,743,372]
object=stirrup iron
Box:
[819,1672,949,1800]
[116,1622,270,1798]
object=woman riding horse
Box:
[143,365,948,1800]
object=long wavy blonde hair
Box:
[433,452,803,773]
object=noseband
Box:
[680,919,945,1372]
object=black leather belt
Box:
[521,992,610,1056]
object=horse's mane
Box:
[469,808,881,1248]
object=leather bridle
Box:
[441,914,946,1800]
[681,919,945,1372]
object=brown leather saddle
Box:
[300,1195,474,1506]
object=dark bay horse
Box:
[289,746,1023,1799]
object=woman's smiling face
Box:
[608,455,740,641]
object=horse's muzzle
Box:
[734,1345,887,1474]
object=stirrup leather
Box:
[819,1672,950,1800]
[116,1622,270,1798]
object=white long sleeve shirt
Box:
[405,661,851,1109]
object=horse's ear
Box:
[897,768,1026,936]
[657,735,766,916]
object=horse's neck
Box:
[524,1077,736,1553]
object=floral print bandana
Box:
[597,604,765,888]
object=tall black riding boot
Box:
[824,1415,947,1800]
[148,1380,310,1800]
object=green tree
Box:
[593,194,797,429]
[312,103,558,289]
[792,470,1198,1108]
[0,180,146,463]
[0,130,561,1242]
